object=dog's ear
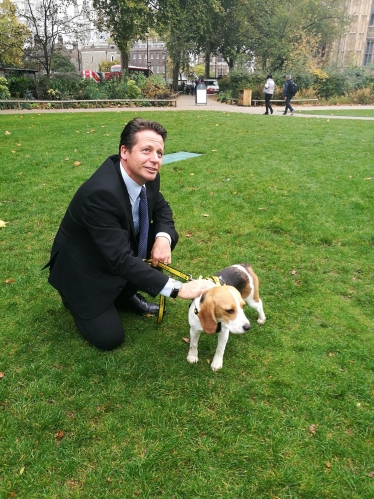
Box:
[198,292,217,334]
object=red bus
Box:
[109,64,152,78]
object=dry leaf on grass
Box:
[182,337,190,343]
[55,430,64,441]
[309,424,317,435]
[5,279,16,284]
[0,372,4,379]
[0,220,8,228]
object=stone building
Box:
[330,0,374,66]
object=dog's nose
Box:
[243,323,251,331]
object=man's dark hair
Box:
[119,117,167,153]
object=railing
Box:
[0,97,177,110]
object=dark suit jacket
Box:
[45,155,178,319]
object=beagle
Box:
[187,263,266,371]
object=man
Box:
[283,75,294,116]
[44,118,212,350]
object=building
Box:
[330,0,374,66]
[196,54,229,78]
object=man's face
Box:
[120,129,164,185]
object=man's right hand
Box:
[178,279,216,300]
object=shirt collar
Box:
[120,163,144,202]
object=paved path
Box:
[1,93,374,119]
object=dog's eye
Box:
[226,309,235,314]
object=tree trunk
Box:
[172,59,180,91]
[205,40,211,78]
[119,43,130,76]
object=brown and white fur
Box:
[187,263,266,371]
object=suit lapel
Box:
[114,159,137,240]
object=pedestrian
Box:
[43,118,213,351]
[263,74,275,115]
[283,75,295,116]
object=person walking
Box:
[263,74,275,115]
[283,75,295,116]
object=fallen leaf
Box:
[190,172,194,176]
[0,220,8,228]
[233,191,237,195]
[73,161,81,166]
[202,214,209,217]
[367,471,374,477]
[309,424,316,435]
[291,270,297,275]
[65,157,69,161]
[0,372,4,379]
[55,430,64,441]
[185,232,193,238]
[5,279,16,283]
[19,467,25,475]
[17,143,21,146]
[326,461,331,468]
[5,131,11,135]
[210,191,214,195]
[258,207,266,210]
[182,337,190,343]
[145,313,154,317]
[364,177,372,181]
[212,149,217,152]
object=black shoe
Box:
[263,112,268,115]
[270,110,273,114]
[126,293,160,316]
[283,112,287,115]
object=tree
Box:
[51,51,77,72]
[92,0,154,73]
[99,59,120,71]
[18,0,90,76]
[0,0,30,67]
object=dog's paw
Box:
[210,358,223,371]
[257,318,266,325]
[187,353,199,364]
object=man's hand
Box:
[178,279,216,300]
[150,236,172,267]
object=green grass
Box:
[299,108,374,117]
[1,110,374,498]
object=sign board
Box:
[196,83,207,105]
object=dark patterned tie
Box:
[138,186,149,259]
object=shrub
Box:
[141,75,172,99]
[0,76,11,99]
[8,76,36,98]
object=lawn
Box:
[299,108,374,117]
[1,110,373,499]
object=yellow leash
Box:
[145,260,225,324]
[146,260,193,324]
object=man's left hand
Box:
[150,236,172,267]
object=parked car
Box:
[203,79,219,94]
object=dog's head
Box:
[198,285,251,335]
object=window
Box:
[139,54,142,59]
[151,53,154,60]
[133,54,137,60]
[156,53,159,59]
[156,66,159,73]
[363,40,374,65]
